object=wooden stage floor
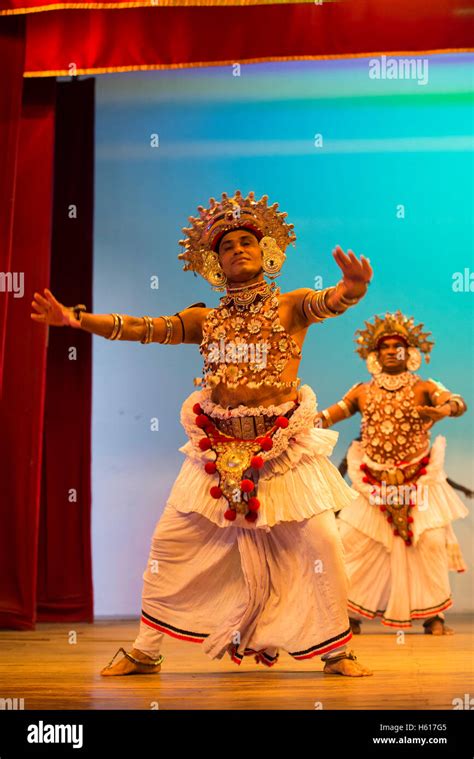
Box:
[1,616,473,710]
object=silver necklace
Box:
[373,371,415,391]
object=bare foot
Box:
[100,647,163,676]
[349,617,361,635]
[324,655,373,677]
[424,619,455,636]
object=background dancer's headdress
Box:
[354,311,434,373]
[178,190,296,290]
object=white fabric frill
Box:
[338,435,469,554]
[165,384,360,531]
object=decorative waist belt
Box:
[211,412,288,440]
[362,458,429,485]
[360,451,432,546]
[192,402,298,524]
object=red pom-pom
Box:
[224,508,237,521]
[421,456,430,465]
[275,416,289,428]
[387,516,393,523]
[360,463,368,471]
[248,497,260,511]
[192,403,203,415]
[195,414,209,429]
[362,476,370,483]
[210,486,222,499]
[379,505,387,512]
[260,437,273,451]
[250,455,264,470]
[407,516,414,523]
[204,461,217,474]
[405,539,412,546]
[393,529,399,536]
[199,438,212,451]
[419,468,427,476]
[245,511,258,522]
[240,479,255,493]
[407,529,413,538]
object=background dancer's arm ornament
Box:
[314,382,364,428]
[415,380,468,422]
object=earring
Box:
[203,251,227,290]
[366,351,382,375]
[260,236,286,279]
[407,347,422,372]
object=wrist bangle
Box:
[306,288,342,321]
[448,395,466,417]
[73,304,87,322]
[321,408,334,427]
[140,316,154,344]
[323,287,343,316]
[334,280,364,307]
[303,291,324,323]
[68,304,87,324]
[108,313,124,340]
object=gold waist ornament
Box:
[192,401,297,522]
[360,454,431,545]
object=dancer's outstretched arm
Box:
[415,380,468,422]
[314,382,364,429]
[288,246,373,329]
[31,288,210,345]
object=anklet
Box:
[324,650,357,665]
[104,647,164,670]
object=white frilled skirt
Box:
[133,385,358,665]
[338,436,469,628]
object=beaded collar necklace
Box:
[220,279,275,307]
[373,371,416,392]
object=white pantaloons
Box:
[133,384,357,665]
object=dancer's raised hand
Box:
[31,288,82,328]
[332,245,373,299]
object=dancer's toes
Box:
[441,624,455,635]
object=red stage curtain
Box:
[0,17,25,397]
[0,0,471,77]
[0,77,56,630]
[0,78,94,629]
[36,79,94,624]
[0,0,310,9]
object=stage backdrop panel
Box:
[91,54,473,616]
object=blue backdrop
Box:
[91,54,473,616]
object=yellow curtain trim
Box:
[22,49,474,77]
[1,0,321,14]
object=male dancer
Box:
[32,191,373,675]
[316,312,468,634]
